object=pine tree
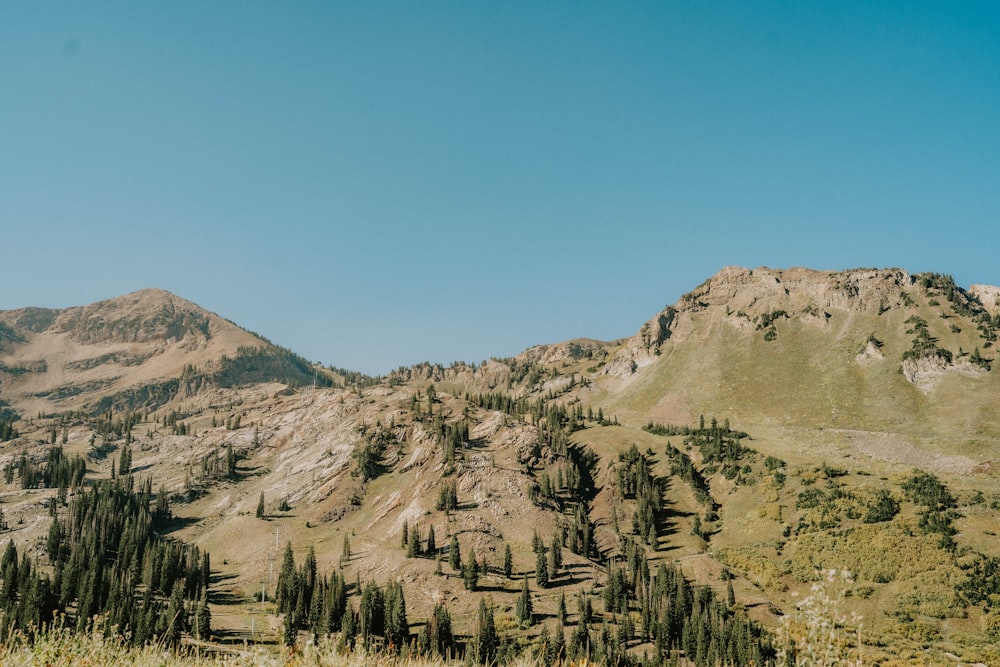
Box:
[462,547,478,591]
[515,576,533,625]
[337,602,357,652]
[164,580,187,647]
[536,546,549,588]
[359,581,385,648]
[503,542,513,578]
[426,525,436,554]
[384,580,408,651]
[194,589,211,640]
[256,492,266,519]
[283,603,297,647]
[341,534,351,565]
[276,542,295,613]
[473,598,498,664]
[449,535,461,570]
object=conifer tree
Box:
[515,575,533,625]
[473,598,498,664]
[341,534,351,564]
[449,535,461,570]
[462,547,479,591]
[426,525,436,554]
[536,545,549,588]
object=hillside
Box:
[0,289,332,417]
[1,269,1000,666]
[602,267,1000,459]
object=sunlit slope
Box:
[601,267,1000,459]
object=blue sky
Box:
[3,2,999,374]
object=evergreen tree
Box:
[515,576,533,625]
[426,525,436,554]
[536,546,549,588]
[384,580,408,651]
[283,603,297,647]
[276,542,295,613]
[256,492,266,519]
[449,535,461,570]
[194,589,211,640]
[341,534,351,564]
[462,547,479,591]
[503,542,513,578]
[473,598,498,664]
[358,581,385,648]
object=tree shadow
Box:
[159,515,200,534]
[210,590,250,606]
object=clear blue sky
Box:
[3,2,999,374]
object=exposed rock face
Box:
[0,289,264,415]
[605,267,917,378]
[517,338,612,365]
[679,266,913,313]
[902,357,986,393]
[971,284,1000,316]
[56,289,214,345]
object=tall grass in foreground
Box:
[0,621,533,667]
[778,569,863,667]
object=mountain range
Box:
[2,266,999,665]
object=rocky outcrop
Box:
[517,338,613,365]
[970,284,1000,316]
[54,289,214,345]
[902,356,986,393]
[605,266,917,377]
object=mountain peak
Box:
[0,289,267,415]
[684,266,913,313]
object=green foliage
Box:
[901,471,958,549]
[902,316,953,363]
[417,602,455,657]
[448,535,460,571]
[515,576,533,625]
[462,547,479,591]
[535,546,549,588]
[212,344,333,389]
[435,480,458,511]
[472,598,498,665]
[959,555,1000,608]
[2,477,212,646]
[756,310,789,330]
[617,444,663,546]
[10,447,86,490]
[862,487,899,523]
[353,423,397,482]
[0,415,19,442]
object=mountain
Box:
[0,289,329,417]
[2,270,1000,665]
[598,266,1000,465]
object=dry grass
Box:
[0,622,540,667]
